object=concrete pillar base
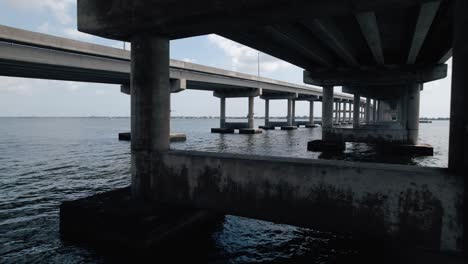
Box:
[211,128,235,134]
[119,132,187,142]
[281,126,298,130]
[305,124,318,128]
[378,143,434,156]
[60,188,224,257]
[307,140,345,152]
[239,128,263,134]
[259,126,276,130]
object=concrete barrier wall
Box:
[157,150,463,252]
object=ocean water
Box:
[0,117,450,263]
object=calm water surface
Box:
[0,118,449,263]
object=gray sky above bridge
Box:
[0,0,452,118]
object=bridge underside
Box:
[75,0,468,255]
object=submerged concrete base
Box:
[259,125,275,130]
[211,128,235,134]
[281,126,298,130]
[307,140,346,152]
[239,128,263,134]
[379,144,434,156]
[60,188,224,258]
[118,132,187,142]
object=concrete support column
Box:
[372,100,377,122]
[220,97,226,128]
[130,34,170,200]
[406,84,421,144]
[287,98,293,126]
[365,98,371,123]
[353,94,360,128]
[348,101,352,122]
[264,99,270,126]
[337,101,342,123]
[342,101,348,122]
[309,100,314,125]
[450,0,468,253]
[248,96,254,129]
[292,100,296,124]
[322,86,334,130]
[376,100,381,121]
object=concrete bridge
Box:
[13,0,465,258]
[0,24,369,133]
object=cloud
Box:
[95,89,106,95]
[37,22,50,34]
[207,34,293,75]
[63,28,94,40]
[182,58,196,63]
[0,77,39,96]
[6,0,74,25]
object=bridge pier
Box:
[372,99,377,122]
[353,93,360,128]
[305,100,316,127]
[212,92,262,134]
[281,98,297,130]
[365,98,371,123]
[130,34,170,200]
[450,0,468,254]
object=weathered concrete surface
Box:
[330,127,409,144]
[281,126,298,130]
[156,150,463,252]
[307,140,346,152]
[130,35,170,200]
[239,128,263,134]
[211,128,235,134]
[378,143,434,156]
[258,125,275,130]
[119,132,187,142]
[450,1,468,254]
[222,122,250,130]
[60,187,224,257]
[266,121,288,128]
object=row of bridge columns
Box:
[215,95,372,132]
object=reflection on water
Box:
[0,118,449,263]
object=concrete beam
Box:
[213,89,261,98]
[356,11,385,65]
[295,95,319,101]
[264,26,334,67]
[121,84,130,95]
[260,93,298,100]
[170,78,187,93]
[0,24,129,61]
[408,1,441,64]
[304,64,447,86]
[304,18,359,67]
[77,0,439,41]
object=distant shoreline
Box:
[0,116,451,120]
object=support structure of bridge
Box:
[61,0,467,258]
[211,89,262,134]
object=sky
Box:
[0,0,452,118]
